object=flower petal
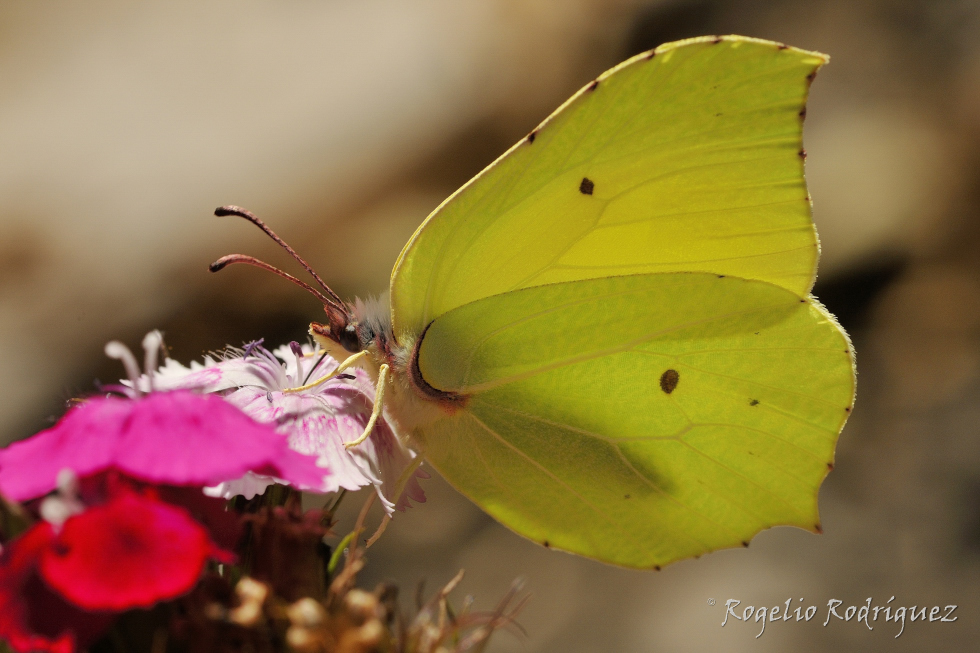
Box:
[0,392,328,502]
[0,523,113,653]
[39,490,230,611]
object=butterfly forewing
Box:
[390,36,828,336]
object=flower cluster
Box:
[0,332,427,652]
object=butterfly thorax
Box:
[310,295,465,442]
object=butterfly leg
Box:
[344,363,390,449]
[285,350,368,393]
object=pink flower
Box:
[143,340,426,514]
[0,391,329,503]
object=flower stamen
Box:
[105,341,142,396]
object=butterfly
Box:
[212,35,855,569]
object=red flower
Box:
[0,485,233,652]
[40,487,233,611]
[0,524,112,653]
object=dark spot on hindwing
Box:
[749,399,759,406]
[653,565,661,571]
[527,130,537,143]
[579,177,594,195]
[659,369,679,394]
[543,540,550,548]
[586,80,599,92]
[742,541,750,548]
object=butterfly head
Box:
[310,305,362,354]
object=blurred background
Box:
[2,0,978,650]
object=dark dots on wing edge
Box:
[543,540,550,548]
[659,369,680,394]
[527,130,537,144]
[741,541,750,548]
[777,43,789,50]
[586,80,599,92]
[579,177,594,195]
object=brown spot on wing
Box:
[586,80,599,92]
[659,369,679,394]
[579,177,594,195]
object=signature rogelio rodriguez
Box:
[717,597,958,638]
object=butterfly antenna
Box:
[214,205,346,308]
[209,254,344,312]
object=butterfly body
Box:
[311,300,460,439]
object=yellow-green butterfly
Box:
[214,35,855,569]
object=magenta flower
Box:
[141,340,426,514]
[0,390,329,503]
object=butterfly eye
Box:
[339,324,361,354]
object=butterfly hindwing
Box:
[414,273,854,568]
